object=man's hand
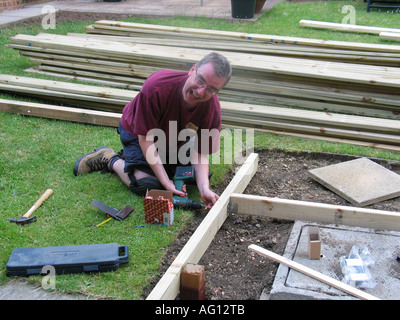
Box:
[162,179,187,197]
[191,149,219,209]
[200,188,219,210]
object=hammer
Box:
[9,189,53,225]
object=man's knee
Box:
[129,175,164,196]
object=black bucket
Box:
[231,0,256,19]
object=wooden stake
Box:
[180,263,206,300]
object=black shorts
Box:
[117,122,181,179]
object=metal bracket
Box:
[227,201,238,216]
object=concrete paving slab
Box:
[20,0,243,19]
[308,157,400,207]
[0,7,57,28]
[1,0,275,29]
[267,221,400,300]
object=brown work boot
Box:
[73,146,118,176]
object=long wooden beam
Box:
[146,153,259,300]
[299,20,400,35]
[380,32,400,42]
[230,193,400,231]
[0,98,121,127]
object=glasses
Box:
[195,68,219,96]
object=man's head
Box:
[182,52,232,106]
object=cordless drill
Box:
[173,166,203,210]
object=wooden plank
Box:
[221,101,400,134]
[29,57,151,78]
[33,64,146,87]
[0,98,121,127]
[227,76,400,111]
[223,123,400,152]
[0,82,128,112]
[248,244,380,300]
[300,20,400,35]
[146,153,259,300]
[26,67,142,90]
[222,115,400,145]
[0,74,136,100]
[380,32,400,42]
[230,193,400,231]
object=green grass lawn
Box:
[1,0,400,300]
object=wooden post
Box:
[180,263,205,300]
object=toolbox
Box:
[6,243,129,276]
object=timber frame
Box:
[146,152,400,300]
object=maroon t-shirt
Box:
[120,70,221,155]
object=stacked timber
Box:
[0,75,399,151]
[4,22,400,150]
[0,74,134,112]
[87,21,400,57]
[8,29,400,120]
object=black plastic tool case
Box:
[6,243,128,276]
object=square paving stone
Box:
[308,157,400,206]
